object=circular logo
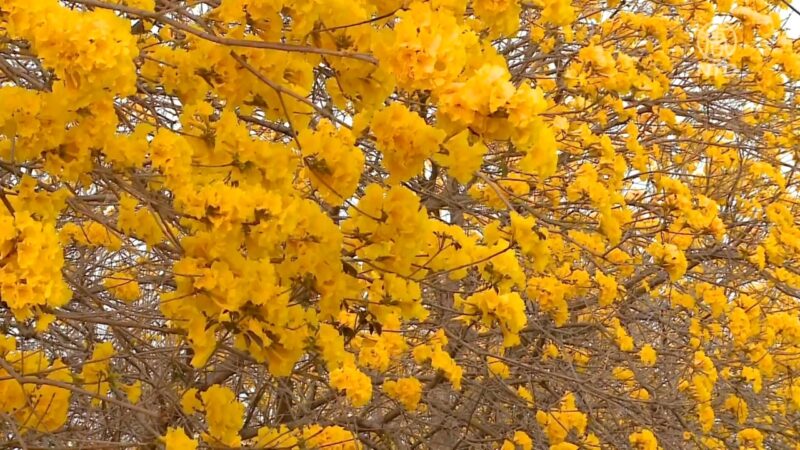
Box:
[696,23,738,61]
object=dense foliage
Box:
[2,0,800,448]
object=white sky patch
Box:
[782,2,800,38]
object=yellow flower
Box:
[502,431,534,450]
[374,1,470,91]
[330,364,373,407]
[596,271,618,306]
[103,270,140,303]
[488,356,511,379]
[299,119,364,203]
[383,377,423,411]
[737,428,764,450]
[536,392,587,444]
[371,103,446,181]
[629,429,658,450]
[639,345,657,366]
[549,443,579,450]
[541,0,576,26]
[163,427,198,450]
[303,425,362,450]
[456,290,527,347]
[117,194,165,247]
[200,385,244,447]
[647,242,687,281]
[510,387,533,408]
[122,380,142,404]
[181,388,203,414]
[473,0,521,36]
[35,313,57,332]
[434,129,487,184]
[723,394,749,424]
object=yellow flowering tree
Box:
[1,0,800,448]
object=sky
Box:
[783,2,800,37]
